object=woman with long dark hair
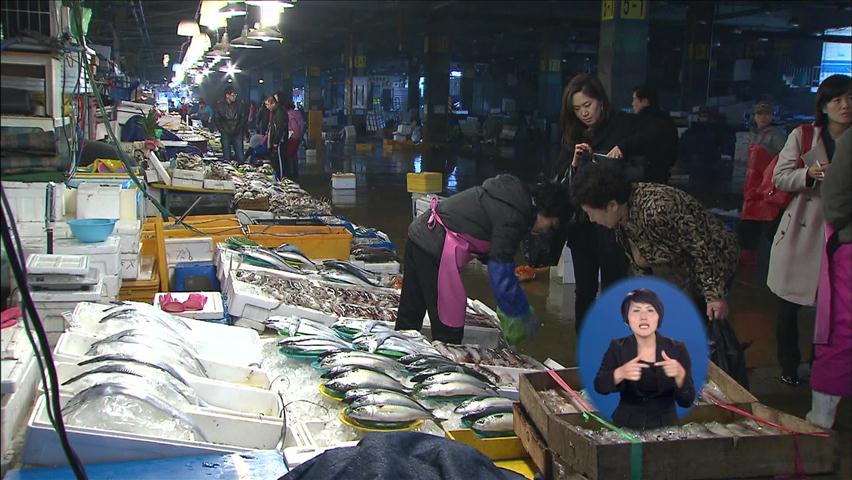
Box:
[266,92,290,180]
[554,74,650,331]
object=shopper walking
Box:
[570,161,739,321]
[214,86,248,164]
[396,175,571,345]
[266,93,290,180]
[808,125,851,428]
[286,102,304,179]
[193,99,214,129]
[552,73,651,331]
[630,84,679,184]
[737,101,788,267]
[767,74,851,386]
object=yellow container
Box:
[494,459,537,479]
[406,172,443,193]
[445,429,526,461]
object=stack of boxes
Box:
[0,182,69,258]
[117,220,142,281]
[53,236,121,302]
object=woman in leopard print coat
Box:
[570,161,739,320]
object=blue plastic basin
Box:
[67,218,117,243]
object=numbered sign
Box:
[601,0,615,21]
[622,0,646,20]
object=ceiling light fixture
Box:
[220,2,247,17]
[248,24,284,42]
[258,79,264,84]
[207,32,232,59]
[177,19,200,37]
[199,0,228,29]
[245,0,295,7]
[219,62,242,75]
[231,24,263,49]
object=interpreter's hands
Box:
[614,354,649,384]
[807,162,829,181]
[572,143,592,167]
[655,350,686,388]
[706,298,729,321]
[606,146,624,158]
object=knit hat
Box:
[754,101,773,114]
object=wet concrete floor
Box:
[295,139,849,478]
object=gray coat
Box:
[408,174,533,263]
[767,126,829,305]
[821,128,851,244]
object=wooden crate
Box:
[519,368,582,448]
[235,197,270,211]
[550,403,836,480]
[513,402,551,479]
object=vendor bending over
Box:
[396,174,571,344]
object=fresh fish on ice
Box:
[471,412,515,436]
[349,391,430,411]
[454,395,514,418]
[414,381,496,400]
[419,372,495,390]
[344,404,442,425]
[267,316,340,339]
[61,364,204,407]
[321,260,381,287]
[318,351,404,372]
[78,354,191,387]
[412,364,495,384]
[324,369,408,395]
[84,341,208,378]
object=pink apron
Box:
[428,197,491,328]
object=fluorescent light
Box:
[258,79,264,83]
[248,25,283,42]
[219,62,242,75]
[450,70,462,78]
[256,2,284,27]
[220,2,246,17]
[177,19,200,37]
[232,24,263,49]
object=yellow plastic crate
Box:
[445,429,526,461]
[406,172,443,193]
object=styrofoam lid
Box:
[116,219,142,234]
[26,254,90,275]
[55,235,120,255]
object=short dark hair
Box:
[633,84,657,107]
[224,86,236,96]
[814,74,851,127]
[570,162,631,209]
[530,181,573,219]
[560,74,614,147]
[620,288,665,327]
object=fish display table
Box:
[6,450,287,480]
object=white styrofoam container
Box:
[1,181,65,223]
[26,254,89,275]
[233,317,266,332]
[153,292,225,320]
[116,219,142,254]
[102,274,122,298]
[24,394,303,467]
[331,173,356,189]
[1,346,34,395]
[165,237,214,265]
[29,282,104,303]
[172,168,205,181]
[349,258,400,275]
[29,314,65,333]
[202,179,235,191]
[225,277,333,325]
[53,332,270,389]
[121,251,141,280]
[76,183,122,219]
[170,177,205,189]
[54,235,120,255]
[331,189,357,207]
[1,356,38,451]
[144,169,161,183]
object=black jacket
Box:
[594,333,695,430]
[635,106,679,183]
[214,98,247,136]
[256,104,271,134]
[407,174,533,263]
[268,108,289,148]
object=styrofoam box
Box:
[170,177,205,189]
[0,181,65,223]
[116,219,142,254]
[1,356,38,452]
[1,344,34,395]
[53,331,270,390]
[54,237,121,277]
[331,173,356,189]
[52,362,283,421]
[165,237,214,265]
[29,282,104,303]
[24,394,305,467]
[203,179,235,191]
[172,168,205,181]
[154,292,225,321]
[225,277,334,325]
[121,249,142,280]
[29,314,65,333]
[234,317,266,332]
[331,189,356,206]
[26,254,89,275]
[102,274,122,297]
[76,183,121,219]
[350,258,400,275]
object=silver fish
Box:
[415,381,495,399]
[406,357,459,372]
[100,311,190,338]
[61,364,204,407]
[343,387,406,404]
[412,365,493,384]
[89,329,199,358]
[277,250,317,271]
[420,372,494,391]
[85,341,207,378]
[78,354,190,387]
[399,353,453,366]
[319,351,403,372]
[268,316,339,339]
[62,382,208,441]
[278,334,350,348]
[322,260,380,287]
[471,412,515,435]
[320,364,394,380]
[349,391,430,411]
[454,396,514,417]
[332,319,395,336]
[101,303,192,330]
[240,248,304,274]
[325,369,408,394]
[345,404,441,425]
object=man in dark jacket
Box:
[631,85,679,184]
[397,175,571,344]
[267,92,290,179]
[214,86,248,164]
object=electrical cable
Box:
[0,187,88,480]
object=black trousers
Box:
[396,239,464,344]
[568,223,630,332]
[776,298,803,378]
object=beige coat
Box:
[767,125,829,305]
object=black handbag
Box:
[708,318,750,389]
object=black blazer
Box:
[594,333,695,430]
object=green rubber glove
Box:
[498,307,537,345]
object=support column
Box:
[597,0,650,110]
[344,34,354,116]
[423,14,450,144]
[538,36,563,122]
[680,1,714,109]
[304,64,321,110]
